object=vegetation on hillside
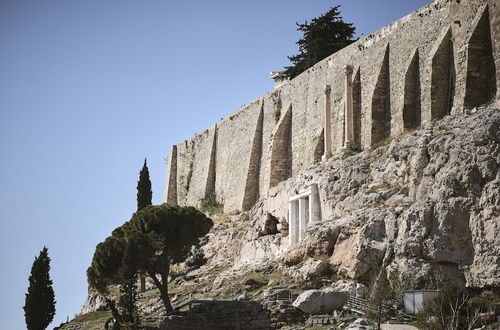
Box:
[87,204,213,320]
[416,284,500,330]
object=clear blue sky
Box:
[0,0,431,328]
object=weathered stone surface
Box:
[76,109,500,328]
[259,213,280,236]
[77,1,500,325]
[303,221,340,257]
[292,288,349,314]
[80,287,107,314]
[165,0,500,213]
[159,301,272,330]
[283,244,306,266]
[259,108,500,288]
[331,280,368,299]
[298,258,329,281]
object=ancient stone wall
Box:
[156,300,305,330]
[158,301,272,330]
[164,0,499,212]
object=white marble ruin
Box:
[288,184,321,245]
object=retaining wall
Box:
[164,0,500,212]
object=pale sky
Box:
[0,1,431,328]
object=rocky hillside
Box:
[249,106,500,290]
[69,107,499,328]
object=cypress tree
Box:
[284,6,356,79]
[24,247,56,330]
[137,158,152,211]
[135,158,152,303]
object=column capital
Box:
[324,85,332,95]
[344,65,354,76]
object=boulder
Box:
[292,288,349,314]
[345,318,374,330]
[331,279,368,299]
[283,244,306,266]
[298,258,329,281]
[303,222,340,257]
[330,228,386,281]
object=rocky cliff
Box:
[74,107,499,328]
[250,106,500,289]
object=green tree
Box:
[24,247,56,330]
[88,204,213,313]
[86,235,140,328]
[284,5,356,79]
[137,158,152,211]
[366,268,394,330]
[135,158,152,310]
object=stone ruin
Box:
[163,0,499,239]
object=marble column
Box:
[299,197,309,241]
[288,199,299,245]
[323,85,332,160]
[344,65,354,148]
[309,184,321,223]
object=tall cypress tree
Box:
[24,247,56,330]
[136,158,152,297]
[137,158,152,211]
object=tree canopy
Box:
[284,5,356,79]
[87,204,213,313]
[24,247,56,330]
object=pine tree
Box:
[24,247,56,330]
[87,205,213,314]
[284,6,356,79]
[137,158,152,211]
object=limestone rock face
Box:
[331,280,368,299]
[201,213,284,267]
[292,288,349,314]
[283,244,306,266]
[256,108,500,288]
[80,287,108,314]
[298,258,329,281]
[77,109,500,321]
[303,222,341,258]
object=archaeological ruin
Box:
[163,0,499,243]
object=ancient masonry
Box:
[164,0,499,218]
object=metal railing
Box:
[344,296,416,322]
[344,296,375,315]
[265,289,300,303]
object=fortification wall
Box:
[164,0,499,213]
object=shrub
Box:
[416,284,499,330]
